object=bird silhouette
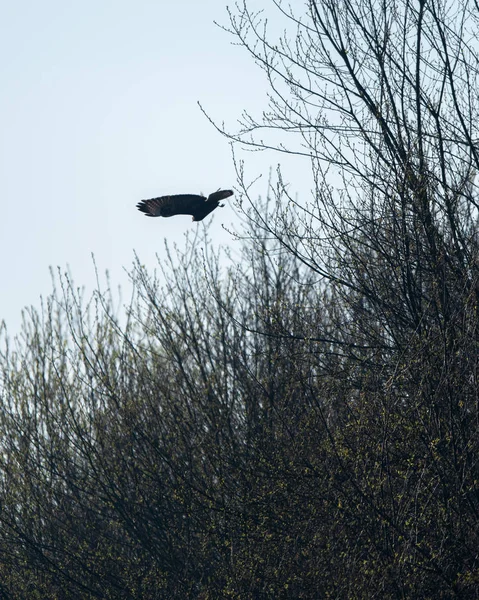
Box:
[137,190,233,222]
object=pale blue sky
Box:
[1,0,279,336]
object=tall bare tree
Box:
[1,1,479,597]
[222,0,479,343]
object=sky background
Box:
[0,0,308,338]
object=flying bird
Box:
[137,190,233,222]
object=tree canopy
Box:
[1,0,479,597]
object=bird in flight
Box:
[137,189,233,222]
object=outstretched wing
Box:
[137,194,207,218]
[207,189,234,203]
